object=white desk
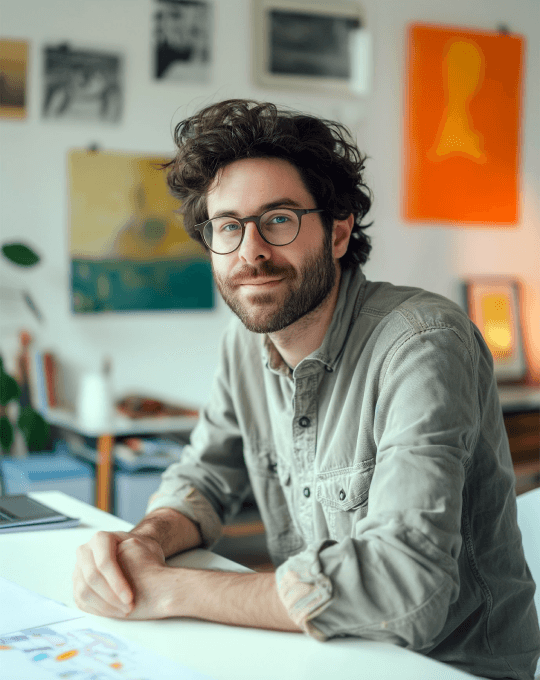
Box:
[0,492,477,680]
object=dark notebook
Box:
[0,495,80,533]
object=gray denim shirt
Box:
[147,266,540,680]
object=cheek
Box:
[210,254,231,280]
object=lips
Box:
[239,279,283,286]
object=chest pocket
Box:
[316,461,375,539]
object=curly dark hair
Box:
[164,99,373,269]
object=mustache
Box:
[228,262,295,285]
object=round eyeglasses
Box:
[194,208,324,255]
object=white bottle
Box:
[77,358,112,432]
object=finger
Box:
[72,567,131,618]
[117,536,145,556]
[117,536,164,564]
[74,553,133,616]
[91,532,134,605]
[76,542,133,610]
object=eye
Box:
[218,221,241,233]
[268,214,290,224]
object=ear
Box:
[332,214,355,260]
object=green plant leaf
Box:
[0,365,20,405]
[17,406,50,450]
[0,416,14,453]
[2,243,40,267]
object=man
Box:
[73,100,540,679]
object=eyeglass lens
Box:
[203,208,301,254]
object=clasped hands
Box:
[72,520,299,632]
[72,531,174,620]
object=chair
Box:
[516,488,540,678]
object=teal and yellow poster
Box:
[68,149,214,314]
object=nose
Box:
[237,220,272,265]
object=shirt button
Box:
[325,365,333,372]
[299,416,311,427]
[303,487,311,498]
[339,489,346,501]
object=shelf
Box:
[46,407,198,437]
[498,385,540,413]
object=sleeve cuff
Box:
[146,485,223,549]
[275,540,336,641]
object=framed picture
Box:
[0,39,28,120]
[252,0,365,94]
[153,0,213,83]
[462,277,527,383]
[42,44,123,123]
[403,23,525,225]
[68,149,214,314]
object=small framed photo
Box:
[42,44,122,123]
[252,0,365,94]
[153,0,213,83]
[0,39,28,120]
[462,277,528,383]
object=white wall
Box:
[1,0,539,408]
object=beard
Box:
[212,234,337,334]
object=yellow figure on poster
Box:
[429,40,487,163]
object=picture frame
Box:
[0,39,28,120]
[42,43,123,123]
[153,0,213,84]
[462,277,528,383]
[252,0,366,94]
[403,23,524,225]
[68,149,214,314]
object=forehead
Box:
[206,157,314,215]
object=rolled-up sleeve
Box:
[145,326,251,549]
[276,326,479,647]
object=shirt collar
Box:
[262,266,367,376]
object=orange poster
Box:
[403,23,525,225]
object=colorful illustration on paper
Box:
[404,24,525,224]
[0,39,28,119]
[0,626,139,679]
[68,150,214,314]
[0,622,211,680]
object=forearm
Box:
[163,568,301,633]
[131,507,202,558]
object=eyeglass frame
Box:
[193,207,324,255]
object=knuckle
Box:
[77,583,91,603]
[94,553,110,571]
[85,570,101,588]
[118,536,138,553]
[75,543,87,559]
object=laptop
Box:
[0,495,80,532]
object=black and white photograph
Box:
[253,0,363,93]
[269,10,359,79]
[42,44,122,123]
[154,0,212,83]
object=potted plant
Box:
[0,242,49,454]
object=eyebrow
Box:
[209,198,304,220]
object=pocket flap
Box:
[316,462,375,511]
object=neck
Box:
[268,265,342,369]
